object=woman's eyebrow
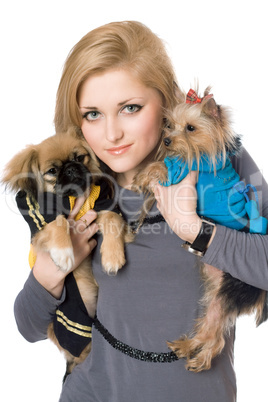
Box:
[117,97,144,106]
[79,106,98,110]
[80,97,144,110]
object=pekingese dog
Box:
[2,128,133,376]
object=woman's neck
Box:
[116,145,161,189]
[117,172,134,189]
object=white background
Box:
[1,0,268,401]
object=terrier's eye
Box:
[186,124,195,132]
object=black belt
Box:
[93,317,178,363]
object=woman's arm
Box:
[203,225,268,289]
[203,148,268,289]
[154,148,268,290]
[14,208,98,343]
[14,268,66,342]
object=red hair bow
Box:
[186,89,213,104]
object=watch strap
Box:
[181,218,215,256]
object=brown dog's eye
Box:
[186,124,195,132]
[46,168,57,176]
[75,155,86,163]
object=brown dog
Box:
[2,128,133,375]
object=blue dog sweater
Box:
[162,154,267,234]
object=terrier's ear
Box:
[202,97,221,119]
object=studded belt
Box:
[93,317,178,363]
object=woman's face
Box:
[79,69,163,187]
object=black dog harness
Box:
[16,183,115,357]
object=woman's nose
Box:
[105,117,123,142]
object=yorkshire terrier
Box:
[2,128,134,376]
[133,88,268,372]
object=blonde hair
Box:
[54,21,182,133]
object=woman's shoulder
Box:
[230,146,261,178]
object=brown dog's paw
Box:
[33,215,74,272]
[100,233,127,274]
[100,244,126,275]
[97,211,131,275]
[101,230,128,274]
[50,247,75,272]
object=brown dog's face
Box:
[2,129,101,197]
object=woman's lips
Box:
[106,144,132,156]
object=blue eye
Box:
[83,111,100,121]
[122,104,142,114]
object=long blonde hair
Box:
[54,21,182,133]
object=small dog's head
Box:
[163,88,237,169]
[2,128,101,198]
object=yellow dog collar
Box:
[28,185,101,268]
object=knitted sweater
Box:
[163,154,267,233]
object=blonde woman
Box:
[14,21,268,401]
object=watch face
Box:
[181,242,205,257]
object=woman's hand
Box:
[33,197,99,299]
[153,171,202,243]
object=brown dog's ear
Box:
[66,125,83,140]
[2,145,40,195]
[202,97,221,120]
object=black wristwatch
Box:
[181,218,215,257]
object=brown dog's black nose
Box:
[56,161,90,196]
[65,165,79,178]
[163,137,171,146]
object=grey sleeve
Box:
[14,270,65,342]
[203,147,268,290]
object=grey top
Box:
[14,148,268,402]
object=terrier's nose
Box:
[163,137,171,146]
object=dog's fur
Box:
[133,89,267,372]
[2,128,133,374]
[133,87,237,191]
